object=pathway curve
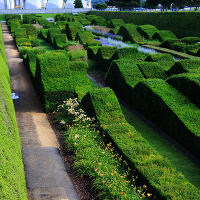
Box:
[1,23,79,200]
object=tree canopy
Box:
[106,0,140,8]
[74,0,83,8]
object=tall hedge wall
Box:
[0,26,27,200]
[89,11,200,38]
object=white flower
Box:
[60,120,66,124]
[74,134,79,139]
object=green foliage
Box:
[152,30,177,42]
[107,18,125,28]
[145,53,175,71]
[25,48,46,80]
[137,24,158,40]
[23,14,36,24]
[132,79,200,159]
[91,16,107,26]
[167,59,200,76]
[69,61,88,71]
[89,11,200,38]
[118,24,143,43]
[40,29,48,40]
[66,22,83,41]
[167,73,200,109]
[0,25,28,200]
[68,49,87,61]
[53,34,68,49]
[85,40,102,48]
[7,19,21,35]
[74,0,83,8]
[109,26,121,35]
[81,87,200,200]
[47,28,61,45]
[21,24,37,40]
[94,3,107,10]
[137,62,167,79]
[76,31,95,46]
[5,14,21,21]
[16,38,31,47]
[18,47,32,59]
[105,59,145,103]
[96,46,117,71]
[87,46,101,59]
[56,21,68,33]
[55,13,73,21]
[14,28,27,39]
[35,51,74,112]
[180,37,200,44]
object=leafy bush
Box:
[47,28,61,44]
[14,28,27,39]
[145,53,175,71]
[118,24,142,43]
[25,48,46,80]
[23,14,36,24]
[107,19,125,28]
[0,25,28,200]
[35,51,74,112]
[167,59,200,76]
[137,62,167,79]
[68,49,87,61]
[132,79,200,159]
[137,24,158,40]
[40,29,48,40]
[53,34,67,49]
[152,30,177,42]
[66,22,83,41]
[96,46,117,71]
[105,59,145,103]
[16,38,31,47]
[167,73,200,108]
[81,87,200,200]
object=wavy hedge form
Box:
[35,51,74,112]
[0,26,27,200]
[132,79,200,159]
[107,18,125,28]
[167,73,200,108]
[152,30,177,42]
[81,87,200,200]
[137,24,158,40]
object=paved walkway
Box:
[1,24,79,200]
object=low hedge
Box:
[107,18,125,28]
[14,28,27,39]
[180,36,200,44]
[25,48,46,80]
[112,47,147,63]
[145,53,175,71]
[16,38,31,47]
[53,34,67,49]
[0,25,28,200]
[35,51,74,112]
[132,79,200,159]
[21,24,37,40]
[167,73,200,108]
[75,31,95,46]
[96,46,117,71]
[91,16,107,26]
[68,49,87,61]
[18,47,32,59]
[81,87,200,200]
[66,22,83,41]
[47,28,61,45]
[105,59,145,103]
[8,19,21,36]
[69,60,88,71]
[56,21,68,33]
[23,14,36,24]
[40,29,48,40]
[152,30,177,42]
[85,40,102,48]
[118,24,142,43]
[137,24,158,40]
[137,62,167,79]
[167,59,200,76]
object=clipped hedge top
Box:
[153,30,177,42]
[107,18,125,28]
[97,46,117,60]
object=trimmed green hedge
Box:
[56,21,68,33]
[69,61,88,71]
[0,25,28,200]
[87,46,101,60]
[35,51,74,112]
[105,59,145,103]
[90,15,106,26]
[53,34,67,49]
[68,49,87,61]
[21,24,37,40]
[23,14,36,24]
[89,11,200,38]
[40,29,48,40]
[107,18,125,28]
[109,26,121,35]
[25,48,46,80]
[137,62,167,79]
[118,24,142,43]
[132,79,200,159]
[96,46,117,71]
[16,38,31,47]
[137,24,158,40]
[145,53,175,71]
[8,19,21,36]
[167,73,200,108]
[81,87,200,200]
[180,37,200,44]
[14,28,27,39]
[152,30,177,42]
[47,28,61,45]
[167,59,200,76]
[66,22,83,41]
[76,31,95,46]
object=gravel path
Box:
[1,23,79,200]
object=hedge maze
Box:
[2,12,200,200]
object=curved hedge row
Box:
[81,87,200,200]
[0,26,27,200]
